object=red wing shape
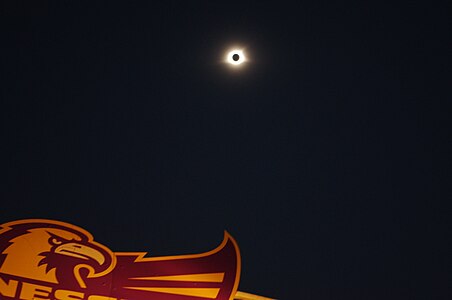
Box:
[108,232,241,300]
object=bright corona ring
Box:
[226,49,246,66]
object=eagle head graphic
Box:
[0,219,116,289]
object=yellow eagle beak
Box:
[55,242,105,265]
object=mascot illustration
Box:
[0,219,241,300]
[0,220,115,291]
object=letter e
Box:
[20,282,52,300]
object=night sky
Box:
[1,1,450,299]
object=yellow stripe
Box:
[235,291,277,300]
[125,287,220,299]
[129,272,224,283]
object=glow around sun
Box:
[226,49,246,66]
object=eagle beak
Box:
[55,242,105,265]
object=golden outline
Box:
[116,231,241,300]
[234,291,276,300]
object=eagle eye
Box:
[46,232,66,246]
[51,237,63,245]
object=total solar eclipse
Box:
[226,49,246,66]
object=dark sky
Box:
[1,1,450,299]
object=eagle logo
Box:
[0,219,115,290]
[0,219,241,300]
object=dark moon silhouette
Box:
[232,54,240,61]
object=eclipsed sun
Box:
[226,49,246,66]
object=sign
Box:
[0,219,241,300]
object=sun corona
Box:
[226,49,246,66]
